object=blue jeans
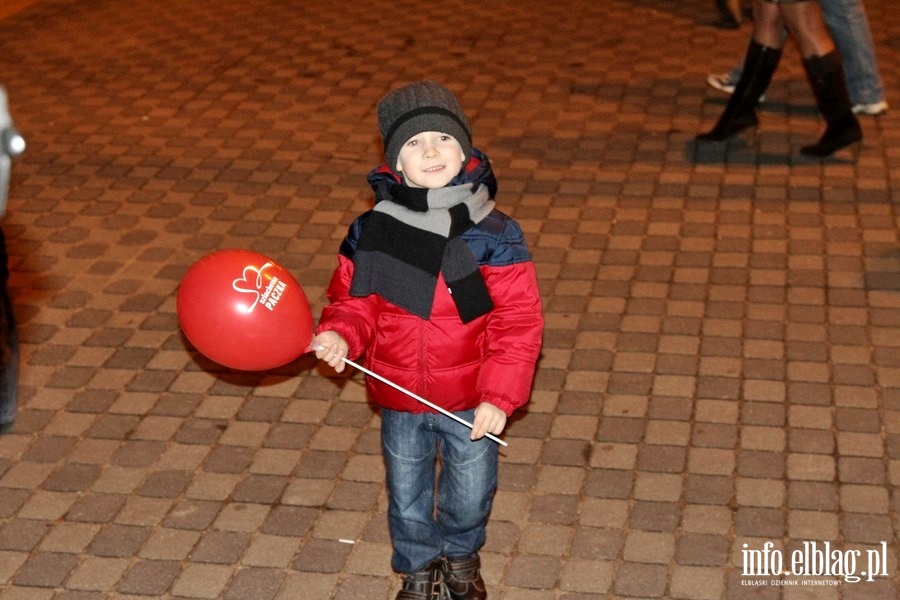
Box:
[825,0,884,104]
[381,408,499,574]
[0,228,17,427]
[729,0,885,104]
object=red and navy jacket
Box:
[316,150,544,416]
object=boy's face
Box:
[395,131,466,189]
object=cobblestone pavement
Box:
[0,0,898,598]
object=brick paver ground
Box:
[0,0,898,598]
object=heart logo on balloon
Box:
[231,261,275,313]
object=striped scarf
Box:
[349,181,495,323]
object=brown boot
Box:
[441,555,486,600]
[396,559,443,600]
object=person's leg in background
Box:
[698,0,862,158]
[706,20,788,97]
[708,0,886,116]
[0,226,17,434]
[715,0,744,28]
[697,1,785,142]
[821,0,887,114]
[778,0,862,156]
[0,87,20,435]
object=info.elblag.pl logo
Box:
[741,541,890,587]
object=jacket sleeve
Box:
[316,219,379,360]
[476,221,544,416]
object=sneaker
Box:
[706,73,766,102]
[441,555,486,600]
[707,72,738,95]
[852,101,888,116]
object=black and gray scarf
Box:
[349,181,495,323]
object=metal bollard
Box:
[0,86,26,217]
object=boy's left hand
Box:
[471,402,507,441]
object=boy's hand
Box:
[313,331,349,373]
[471,402,507,441]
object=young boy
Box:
[314,81,543,600]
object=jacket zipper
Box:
[417,317,426,396]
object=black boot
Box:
[396,559,443,600]
[696,40,782,142]
[800,51,862,158]
[441,555,487,600]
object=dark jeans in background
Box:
[0,226,17,428]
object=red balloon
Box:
[177,249,313,371]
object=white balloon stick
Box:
[312,345,508,447]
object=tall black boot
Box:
[800,51,862,158]
[696,40,782,142]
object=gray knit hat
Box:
[377,81,473,172]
